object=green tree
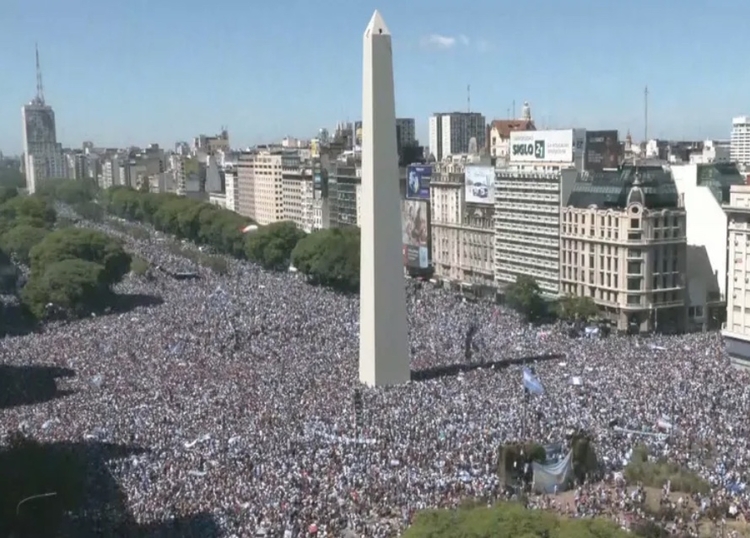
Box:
[0,166,26,189]
[556,294,599,322]
[506,275,545,321]
[0,249,20,293]
[402,502,632,538]
[35,178,97,204]
[0,186,18,205]
[29,228,131,286]
[0,195,56,229]
[245,221,306,270]
[0,224,49,265]
[22,259,108,318]
[72,201,104,222]
[291,227,360,291]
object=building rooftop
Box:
[696,163,745,204]
[567,165,680,210]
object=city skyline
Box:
[2,0,750,153]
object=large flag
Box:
[522,367,545,395]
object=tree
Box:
[505,275,545,321]
[0,195,56,230]
[0,224,49,265]
[556,294,599,322]
[73,201,104,222]
[22,259,108,318]
[291,227,360,291]
[0,186,18,205]
[35,178,97,205]
[0,165,26,189]
[245,221,306,270]
[29,228,131,286]
[402,501,632,538]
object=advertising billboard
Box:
[406,165,431,199]
[584,130,621,171]
[464,166,495,205]
[509,129,580,163]
[313,170,322,189]
[401,199,430,269]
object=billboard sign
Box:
[406,165,431,199]
[313,171,322,189]
[464,166,495,205]
[509,129,580,163]
[401,199,430,269]
[584,130,621,171]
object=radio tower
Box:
[35,42,45,105]
[644,85,648,142]
[467,84,471,113]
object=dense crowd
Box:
[1,214,749,537]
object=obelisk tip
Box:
[365,10,390,37]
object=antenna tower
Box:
[467,84,471,113]
[643,86,648,142]
[512,100,516,119]
[35,43,45,105]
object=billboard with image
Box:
[584,130,621,171]
[510,129,580,163]
[401,199,430,269]
[406,165,431,199]
[464,166,495,205]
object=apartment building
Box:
[672,163,744,330]
[224,165,239,213]
[236,148,294,225]
[560,166,687,333]
[724,184,750,366]
[329,153,361,228]
[430,155,495,288]
[282,164,311,228]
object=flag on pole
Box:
[522,367,545,395]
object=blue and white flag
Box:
[522,367,545,395]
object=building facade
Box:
[731,116,750,166]
[672,163,744,330]
[428,112,486,161]
[722,185,750,367]
[494,167,577,295]
[561,166,687,333]
[329,154,361,228]
[22,101,64,193]
[236,149,292,225]
[430,155,495,288]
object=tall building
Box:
[22,45,64,193]
[430,155,495,289]
[561,166,687,333]
[236,148,298,225]
[428,112,486,161]
[722,184,750,367]
[731,117,750,166]
[671,163,744,330]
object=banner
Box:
[406,165,431,200]
[401,199,430,269]
[465,166,494,205]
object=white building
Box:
[671,163,744,329]
[428,112,486,161]
[731,116,750,165]
[224,165,239,213]
[689,140,731,164]
[22,100,64,193]
[723,184,750,367]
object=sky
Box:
[1,0,749,155]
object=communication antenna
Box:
[35,42,45,105]
[467,84,471,113]
[512,100,516,119]
[507,107,510,119]
[644,85,649,142]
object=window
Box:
[627,277,642,291]
[627,261,642,274]
[630,218,640,229]
[627,295,641,305]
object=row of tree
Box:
[0,181,133,322]
[101,187,362,292]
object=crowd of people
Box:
[2,213,750,537]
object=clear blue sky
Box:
[1,0,748,154]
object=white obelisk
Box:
[359,10,410,387]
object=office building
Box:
[488,103,535,160]
[237,148,300,225]
[722,184,750,367]
[224,165,239,213]
[281,162,311,228]
[193,129,230,154]
[22,45,64,193]
[328,152,361,228]
[430,155,495,289]
[672,163,744,330]
[428,112,486,161]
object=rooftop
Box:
[567,165,680,210]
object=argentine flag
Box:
[522,367,545,395]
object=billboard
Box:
[401,199,430,269]
[509,129,580,163]
[406,165,431,199]
[313,170,322,189]
[584,130,621,171]
[464,166,495,205]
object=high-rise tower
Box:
[22,44,64,193]
[359,10,410,387]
